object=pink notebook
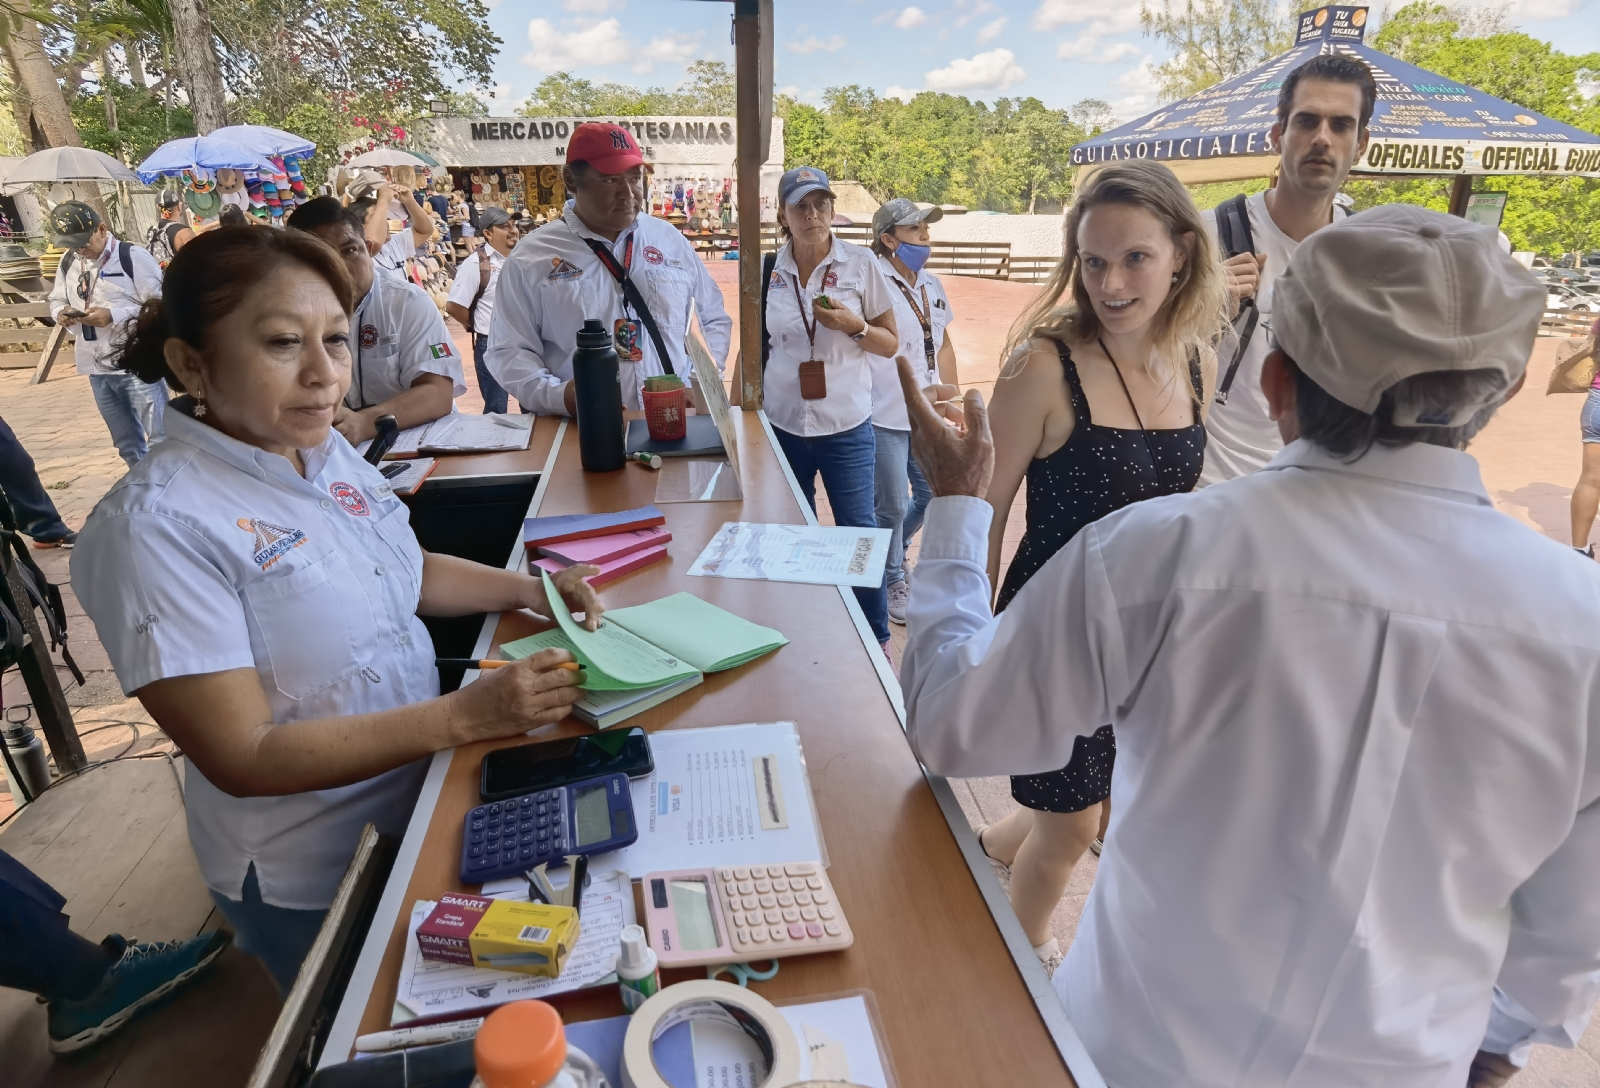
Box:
[533,545,668,586]
[538,527,672,566]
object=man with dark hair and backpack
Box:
[445,206,519,413]
[146,190,193,268]
[1200,52,1375,485]
[46,201,167,467]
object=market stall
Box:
[1070,4,1600,204]
[412,115,785,254]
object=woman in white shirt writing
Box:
[760,166,900,649]
[72,228,602,993]
[975,161,1226,974]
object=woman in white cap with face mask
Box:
[760,166,900,651]
[870,197,961,625]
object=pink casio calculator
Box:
[640,863,853,967]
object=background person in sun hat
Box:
[485,121,731,417]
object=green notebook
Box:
[500,576,788,691]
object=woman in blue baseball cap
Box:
[759,166,901,651]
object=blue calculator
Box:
[458,771,638,885]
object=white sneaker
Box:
[887,580,909,625]
[1034,937,1065,977]
[975,824,1012,897]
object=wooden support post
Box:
[735,0,765,411]
[1447,175,1472,217]
[29,323,69,385]
[2,557,85,772]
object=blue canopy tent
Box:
[1070,4,1600,198]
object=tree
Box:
[1139,0,1295,102]
[4,15,85,149]
[168,0,227,131]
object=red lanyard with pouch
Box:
[891,277,937,380]
[582,232,675,375]
[791,263,832,400]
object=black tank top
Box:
[996,340,1206,611]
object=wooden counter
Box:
[321,410,1099,1086]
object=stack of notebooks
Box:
[524,505,670,586]
[502,573,789,727]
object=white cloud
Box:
[522,17,626,71]
[924,48,1026,92]
[636,29,703,72]
[1057,38,1140,62]
[976,16,1008,42]
[951,0,997,29]
[562,0,621,11]
[895,6,929,28]
[787,34,848,54]
[1506,0,1579,17]
[1032,0,1138,32]
[1111,57,1161,117]
[777,84,801,97]
[885,85,918,102]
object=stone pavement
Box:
[1,271,1597,1083]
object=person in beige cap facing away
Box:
[896,204,1596,1087]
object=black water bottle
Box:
[572,318,626,472]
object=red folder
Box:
[538,527,672,566]
[532,545,668,586]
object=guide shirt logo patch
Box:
[360,324,378,349]
[823,270,839,289]
[328,482,369,517]
[769,270,788,290]
[427,342,452,359]
[548,258,584,282]
[643,245,664,265]
[237,518,307,571]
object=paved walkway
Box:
[1,268,1596,1084]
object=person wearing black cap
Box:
[46,200,167,467]
[146,190,194,268]
[445,205,519,414]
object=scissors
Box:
[706,960,780,987]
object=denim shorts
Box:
[1582,387,1600,444]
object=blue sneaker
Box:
[47,930,231,1052]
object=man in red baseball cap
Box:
[484,122,731,416]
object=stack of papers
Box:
[501,581,788,727]
[524,505,666,552]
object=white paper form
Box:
[684,995,892,1088]
[584,722,824,875]
[392,868,633,1025]
[686,522,891,588]
[422,413,532,453]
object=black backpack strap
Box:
[1213,194,1259,406]
[759,251,776,372]
[582,236,675,376]
[465,246,492,333]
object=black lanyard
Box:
[892,277,936,375]
[791,263,833,357]
[352,287,375,410]
[586,232,636,319]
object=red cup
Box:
[643,386,687,441]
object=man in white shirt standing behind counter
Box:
[445,206,518,414]
[486,122,732,416]
[899,206,1600,1087]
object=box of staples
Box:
[416,894,579,978]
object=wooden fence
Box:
[1541,309,1598,337]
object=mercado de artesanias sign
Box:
[1069,5,1600,182]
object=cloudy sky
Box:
[470,0,1600,124]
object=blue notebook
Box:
[523,505,665,550]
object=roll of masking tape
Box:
[620,979,802,1088]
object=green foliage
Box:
[72,85,195,164]
[521,62,735,118]
[1360,2,1600,256]
[1140,0,1295,102]
[1187,178,1271,210]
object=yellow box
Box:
[469,900,580,978]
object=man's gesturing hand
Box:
[896,354,993,500]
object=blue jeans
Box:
[1582,387,1600,443]
[0,849,120,1000]
[209,865,327,996]
[0,414,71,541]
[872,426,933,586]
[473,333,509,415]
[772,420,890,643]
[89,373,166,467]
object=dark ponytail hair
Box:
[115,226,356,390]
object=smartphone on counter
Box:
[479,727,653,802]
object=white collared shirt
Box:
[348,271,466,412]
[374,225,416,282]
[485,207,733,416]
[903,440,1600,1085]
[72,407,439,910]
[872,255,951,431]
[46,236,164,376]
[763,237,895,438]
[446,244,508,335]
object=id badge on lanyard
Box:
[610,235,644,362]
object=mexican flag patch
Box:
[428,342,453,359]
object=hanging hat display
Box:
[281,155,310,205]
[244,174,269,218]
